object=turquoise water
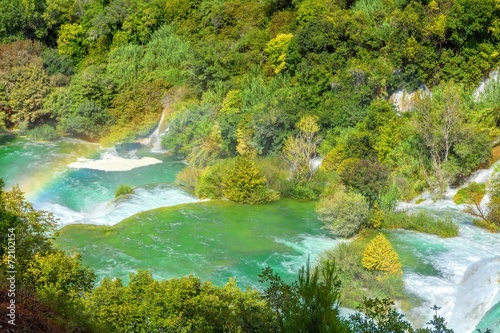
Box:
[1,136,499,332]
[476,300,500,332]
[55,200,339,288]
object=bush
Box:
[362,233,403,276]
[316,188,369,237]
[382,211,459,237]
[26,124,60,141]
[175,166,203,190]
[453,182,486,204]
[114,184,133,198]
[196,160,233,199]
[222,157,278,204]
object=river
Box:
[0,135,498,332]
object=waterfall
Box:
[145,107,169,152]
[473,70,499,101]
[448,258,500,333]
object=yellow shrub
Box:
[362,233,402,275]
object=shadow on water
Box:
[0,132,17,145]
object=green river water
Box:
[1,136,498,332]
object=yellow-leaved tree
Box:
[362,233,402,275]
[265,33,293,74]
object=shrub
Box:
[362,233,403,276]
[175,166,203,190]
[26,124,60,141]
[486,175,500,228]
[222,157,277,204]
[114,184,133,198]
[453,182,486,204]
[196,160,233,199]
[316,188,369,237]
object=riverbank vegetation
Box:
[0,0,498,203]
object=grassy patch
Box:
[453,182,486,204]
[114,184,134,198]
[381,211,459,237]
[472,218,500,233]
[415,198,426,205]
[26,124,60,141]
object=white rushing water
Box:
[68,150,163,171]
[396,163,500,332]
[39,185,200,227]
[143,106,169,152]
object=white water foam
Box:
[473,70,499,101]
[40,185,199,227]
[449,258,500,333]
[143,107,169,153]
[392,207,500,332]
[275,235,343,273]
[389,85,431,113]
[68,150,162,171]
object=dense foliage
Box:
[1,181,478,332]
[0,0,498,202]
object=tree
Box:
[340,158,389,206]
[57,23,86,62]
[259,259,350,333]
[265,33,294,74]
[5,63,51,126]
[283,115,321,182]
[362,233,402,276]
[413,84,490,196]
[87,270,276,332]
[25,251,96,314]
[0,183,58,277]
[316,188,369,237]
[222,156,275,204]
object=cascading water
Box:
[394,162,500,332]
[0,136,196,227]
[144,106,169,152]
[1,134,499,331]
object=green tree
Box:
[5,64,51,126]
[259,259,349,333]
[87,270,275,332]
[316,188,370,237]
[222,156,275,204]
[0,184,58,277]
[265,33,294,74]
[413,84,491,196]
[25,251,96,314]
[283,115,321,182]
[57,23,86,62]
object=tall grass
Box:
[382,211,459,237]
[26,125,60,141]
[115,184,134,198]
